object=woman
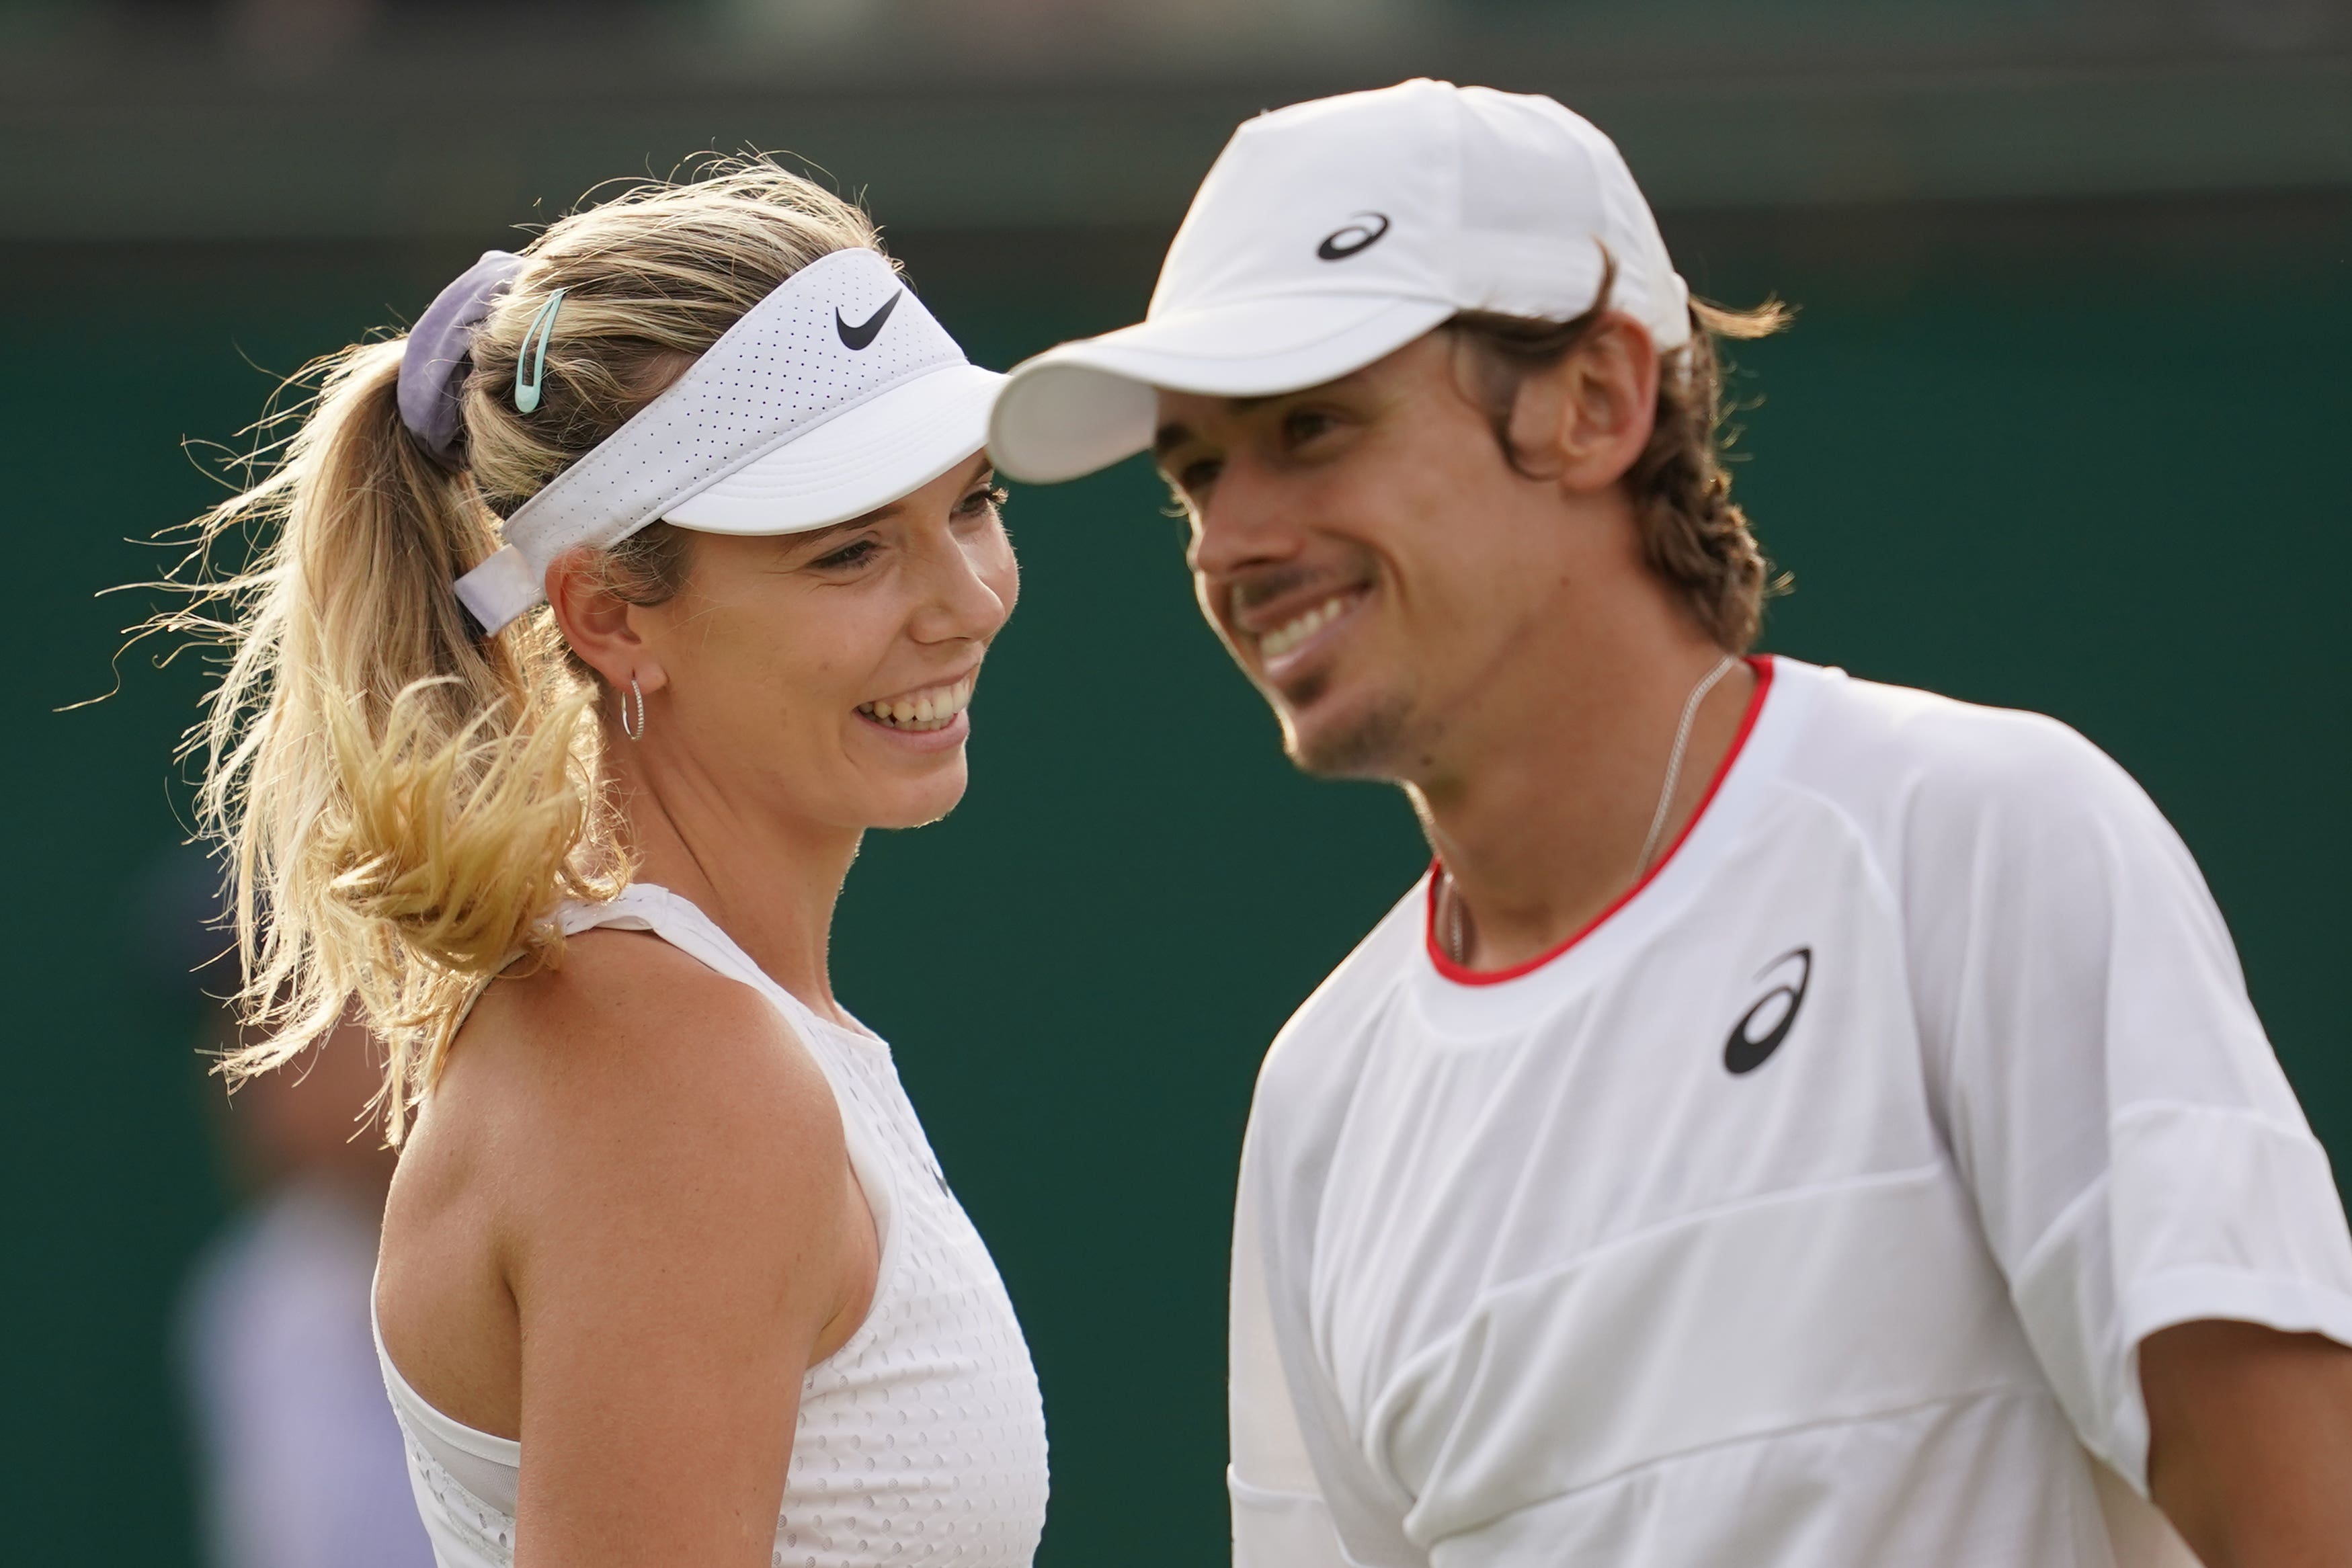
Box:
[173,163,1047,1567]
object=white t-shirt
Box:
[1229,655,2352,1568]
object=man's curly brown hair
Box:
[1446,255,1791,651]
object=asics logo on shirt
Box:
[1317,213,1391,260]
[1724,946,1812,1074]
[837,289,904,349]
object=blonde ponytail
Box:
[147,158,882,1137]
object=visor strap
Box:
[452,544,541,636]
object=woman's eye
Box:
[1178,458,1221,493]
[955,484,1006,519]
[813,539,881,569]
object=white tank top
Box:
[374,884,1049,1567]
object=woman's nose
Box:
[912,524,1014,643]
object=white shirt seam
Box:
[1363,1159,1953,1436]
[1418,1382,2062,1544]
[2005,1102,2330,1294]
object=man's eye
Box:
[814,539,880,569]
[1283,409,1336,446]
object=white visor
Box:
[456,247,1001,636]
[660,361,1001,535]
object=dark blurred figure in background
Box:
[140,849,434,1568]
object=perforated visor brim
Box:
[663,362,1004,535]
[988,292,1457,484]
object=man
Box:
[989,80,2352,1567]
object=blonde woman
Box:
[175,165,1047,1567]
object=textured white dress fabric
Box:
[375,884,1049,1568]
[1229,656,2352,1568]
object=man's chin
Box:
[1279,693,1417,780]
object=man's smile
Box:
[1252,585,1372,682]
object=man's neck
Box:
[1409,632,1757,975]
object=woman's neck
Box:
[607,751,864,1027]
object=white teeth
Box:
[859,674,975,732]
[1258,593,1357,660]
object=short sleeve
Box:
[1230,1167,1352,1568]
[1902,711,2352,1493]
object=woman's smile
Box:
[854,665,979,753]
[856,665,979,733]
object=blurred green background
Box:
[4,1,2348,1563]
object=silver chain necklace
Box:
[1444,654,1737,964]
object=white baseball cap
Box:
[987,79,1690,485]
[456,246,1000,636]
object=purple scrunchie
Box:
[397,249,526,464]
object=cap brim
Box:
[663,362,1004,534]
[987,292,1455,484]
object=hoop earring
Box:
[620,677,646,741]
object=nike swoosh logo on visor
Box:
[836,290,903,350]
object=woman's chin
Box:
[861,763,970,831]
[832,710,975,826]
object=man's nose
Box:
[1188,455,1301,581]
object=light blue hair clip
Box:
[514,288,568,414]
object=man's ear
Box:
[545,547,670,696]
[1534,313,1662,494]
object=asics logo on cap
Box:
[837,289,903,350]
[1315,212,1391,261]
[1724,946,1812,1075]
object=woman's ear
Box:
[544,548,670,695]
[1543,313,1662,494]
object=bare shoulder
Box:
[380,925,873,1455]
[455,926,825,1108]
[430,927,852,1260]
[379,924,865,1438]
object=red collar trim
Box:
[1423,654,1775,987]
